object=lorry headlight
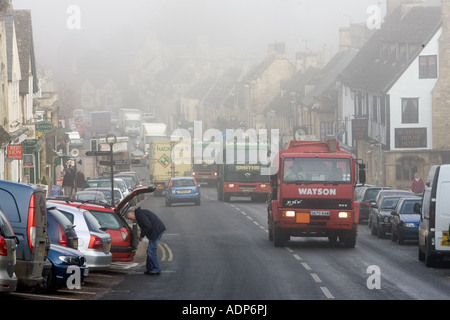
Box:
[228,183,235,188]
[338,212,350,218]
[282,210,296,217]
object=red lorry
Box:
[268,140,365,247]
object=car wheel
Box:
[377,222,385,238]
[391,228,398,242]
[418,247,425,261]
[371,221,377,235]
[43,266,58,293]
[398,232,405,245]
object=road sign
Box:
[99,159,132,166]
[99,160,113,166]
[85,151,111,156]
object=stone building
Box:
[339,0,447,189]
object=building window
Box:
[326,121,336,137]
[380,96,386,125]
[419,55,437,79]
[372,96,378,122]
[401,98,418,124]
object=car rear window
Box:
[83,210,106,233]
[89,210,122,230]
[173,179,195,187]
[0,210,15,237]
[48,208,74,230]
[0,189,21,222]
[364,189,381,201]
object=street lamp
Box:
[106,134,117,205]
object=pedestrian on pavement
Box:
[411,172,425,195]
[126,206,166,275]
[62,166,75,198]
[76,169,86,191]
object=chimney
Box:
[268,42,286,58]
[386,0,423,17]
[339,27,352,52]
[0,0,12,14]
[386,0,403,16]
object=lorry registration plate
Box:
[310,211,330,216]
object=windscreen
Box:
[282,157,351,184]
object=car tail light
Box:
[88,235,103,249]
[27,194,36,254]
[120,227,128,241]
[57,223,68,247]
[0,236,7,256]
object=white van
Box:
[417,164,450,267]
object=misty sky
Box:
[13,0,386,68]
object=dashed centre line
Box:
[224,200,335,299]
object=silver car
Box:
[47,202,112,271]
[74,190,109,204]
[0,209,18,292]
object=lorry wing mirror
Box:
[359,168,366,185]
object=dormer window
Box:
[419,55,437,79]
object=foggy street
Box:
[98,186,450,301]
[2,0,450,313]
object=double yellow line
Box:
[158,242,173,261]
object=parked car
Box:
[85,177,130,197]
[165,177,201,206]
[371,189,415,207]
[390,197,422,244]
[0,181,49,289]
[0,209,18,293]
[419,164,450,267]
[43,244,88,293]
[74,190,109,204]
[116,171,144,188]
[369,191,415,238]
[115,174,135,191]
[130,150,147,166]
[83,187,125,205]
[355,186,391,223]
[46,202,112,271]
[47,204,79,249]
[48,186,155,262]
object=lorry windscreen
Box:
[282,157,351,184]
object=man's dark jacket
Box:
[135,207,166,241]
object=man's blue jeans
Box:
[146,233,163,273]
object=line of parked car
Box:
[0,171,155,294]
[356,163,450,268]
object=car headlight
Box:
[403,222,415,228]
[59,255,80,265]
[384,216,390,223]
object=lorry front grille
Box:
[282,198,352,210]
